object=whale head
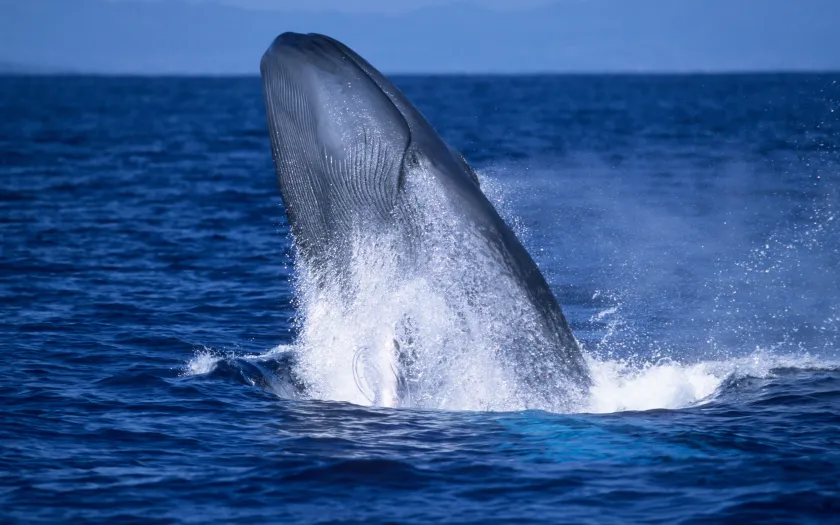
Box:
[260,32,479,267]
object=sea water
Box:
[2,74,839,523]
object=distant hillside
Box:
[1,0,838,74]
[0,61,26,73]
[0,60,58,74]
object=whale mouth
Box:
[260,33,412,264]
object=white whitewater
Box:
[184,167,838,414]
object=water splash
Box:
[187,163,839,415]
[272,165,590,412]
[587,348,838,413]
[290,232,542,412]
[182,347,221,376]
[185,340,839,415]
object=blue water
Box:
[2,74,840,523]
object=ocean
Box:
[2,74,839,523]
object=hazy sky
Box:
[209,0,557,13]
[2,0,839,74]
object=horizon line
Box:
[3,69,840,78]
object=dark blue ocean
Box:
[2,74,840,523]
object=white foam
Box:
[584,348,837,413]
[204,167,838,414]
[282,165,596,412]
[182,347,221,376]
[184,337,838,413]
[586,357,722,412]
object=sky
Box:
[1,0,839,74]
[212,0,558,13]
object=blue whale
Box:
[260,33,590,409]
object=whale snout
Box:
[261,32,351,80]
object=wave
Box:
[183,345,838,414]
[586,349,836,413]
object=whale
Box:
[260,32,590,410]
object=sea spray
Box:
[285,167,589,411]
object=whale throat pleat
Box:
[261,34,411,259]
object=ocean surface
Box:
[2,74,840,523]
